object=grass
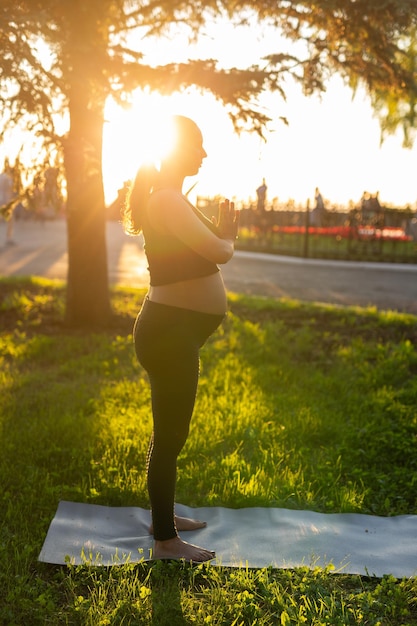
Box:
[1,276,417,625]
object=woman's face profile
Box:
[163,117,207,176]
[183,126,207,176]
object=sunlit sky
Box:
[102,79,417,210]
[102,18,417,210]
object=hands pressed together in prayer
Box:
[213,199,240,240]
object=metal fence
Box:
[198,198,417,264]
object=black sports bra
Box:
[142,194,219,286]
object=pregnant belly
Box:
[148,272,228,315]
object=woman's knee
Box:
[153,426,189,458]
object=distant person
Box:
[0,160,17,245]
[44,166,63,218]
[311,187,325,226]
[314,187,324,211]
[370,191,381,211]
[360,191,370,211]
[369,191,384,228]
[123,115,239,562]
[30,174,46,222]
[408,211,417,242]
[256,178,267,211]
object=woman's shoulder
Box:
[150,188,184,202]
[149,188,193,215]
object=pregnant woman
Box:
[124,115,239,562]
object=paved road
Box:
[1,219,417,313]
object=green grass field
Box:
[1,276,417,625]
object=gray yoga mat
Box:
[38,501,417,578]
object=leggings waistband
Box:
[144,297,225,322]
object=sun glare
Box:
[102,89,230,204]
[103,93,169,177]
[103,92,192,201]
[102,79,417,209]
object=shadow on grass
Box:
[150,561,189,625]
[193,293,417,516]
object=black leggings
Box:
[133,298,224,541]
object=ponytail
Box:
[123,163,159,235]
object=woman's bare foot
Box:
[153,536,215,562]
[149,515,207,535]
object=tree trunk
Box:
[64,85,111,328]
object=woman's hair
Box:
[123,163,158,235]
[123,115,200,235]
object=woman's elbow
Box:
[214,240,235,264]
